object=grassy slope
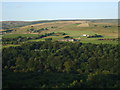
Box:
[1,20,59,29]
[2,20,118,47]
[3,34,39,38]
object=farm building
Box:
[82,34,89,37]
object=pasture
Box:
[2,20,118,48]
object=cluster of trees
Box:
[87,34,103,38]
[2,41,120,88]
[64,36,73,39]
[45,38,52,41]
[2,32,56,45]
[2,36,32,44]
[103,25,112,28]
[27,26,58,33]
[1,30,14,34]
[98,38,119,41]
[27,28,48,33]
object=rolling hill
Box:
[1,19,119,46]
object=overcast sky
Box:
[2,2,118,21]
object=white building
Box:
[82,34,89,37]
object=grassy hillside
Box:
[90,19,118,23]
[2,19,118,47]
[1,20,58,29]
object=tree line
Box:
[2,41,120,88]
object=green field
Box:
[2,44,20,48]
[3,34,39,38]
[2,20,118,48]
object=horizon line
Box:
[1,18,118,22]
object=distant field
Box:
[3,34,39,38]
[2,19,118,47]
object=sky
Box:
[1,0,119,2]
[2,2,118,21]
